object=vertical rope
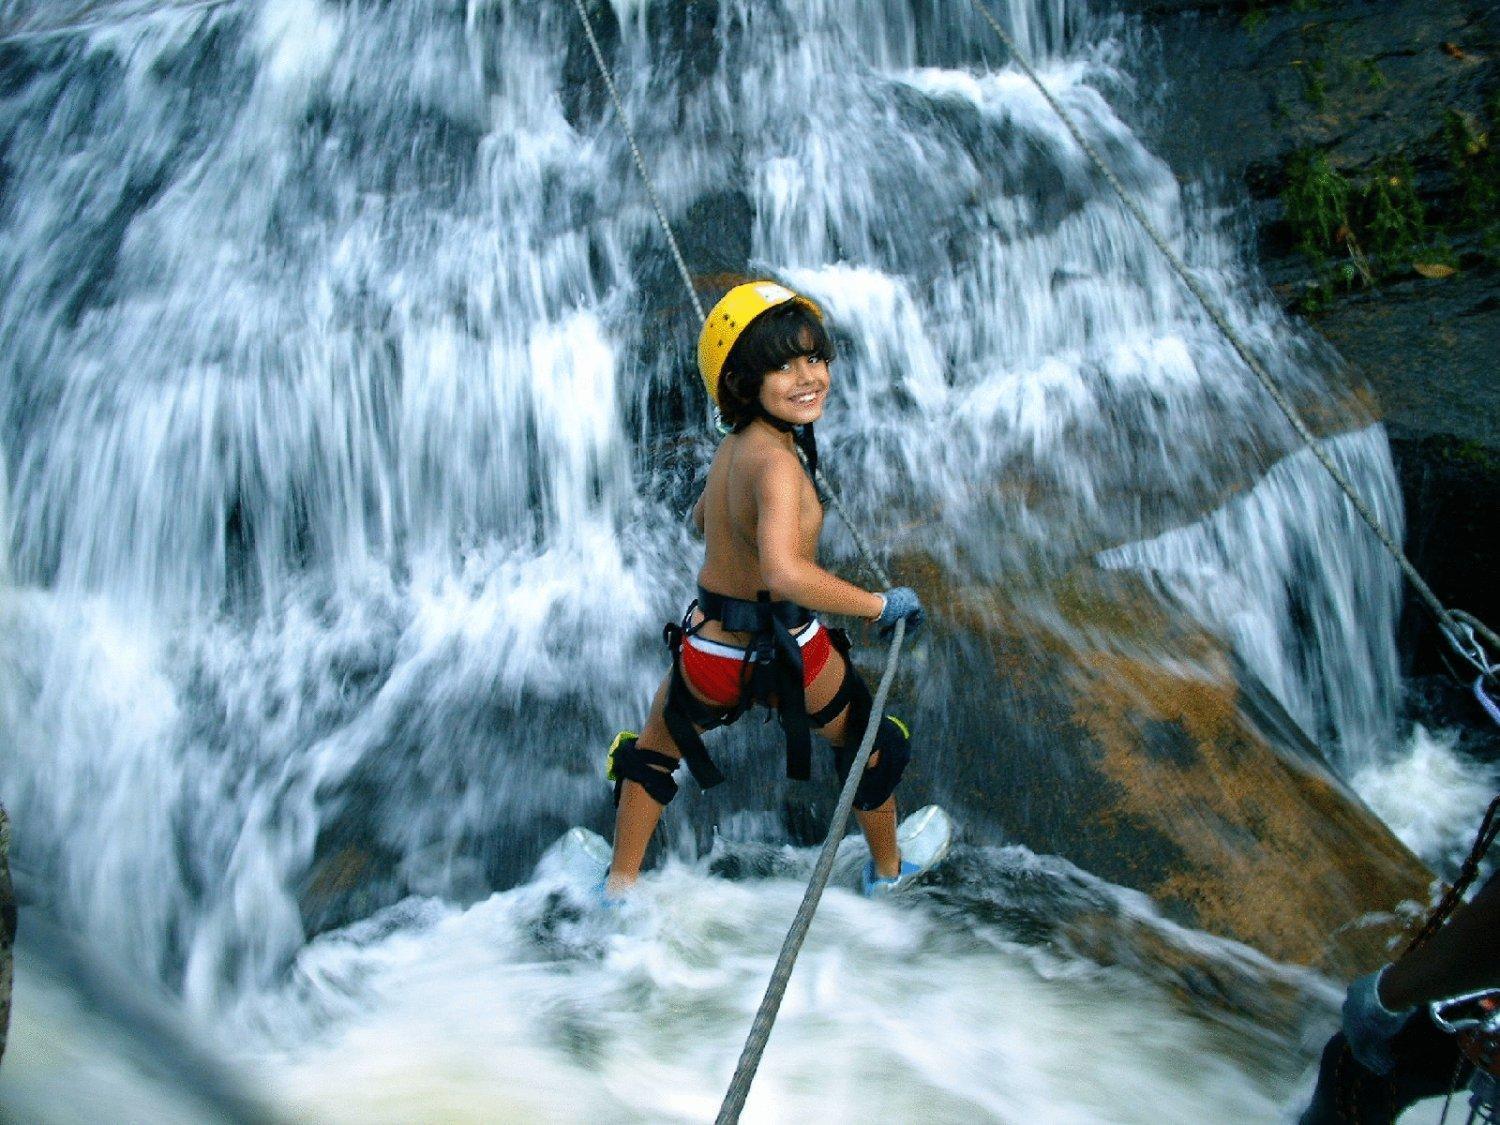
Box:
[715,619,907,1124]
[568,0,706,326]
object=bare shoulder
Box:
[734,431,803,493]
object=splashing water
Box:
[0,0,1428,1117]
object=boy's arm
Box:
[691,490,706,535]
[754,449,884,620]
[1380,873,1500,1009]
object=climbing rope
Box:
[1402,794,1500,957]
[715,618,907,1124]
[968,0,1500,686]
[570,0,895,576]
[569,0,705,328]
[566,2,907,1120]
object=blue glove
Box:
[875,586,924,640]
[1342,967,1415,1075]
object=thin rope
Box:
[569,0,705,327]
[968,0,1500,676]
[564,5,908,1121]
[715,618,906,1123]
[0,0,239,45]
[1402,794,1500,957]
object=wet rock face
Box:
[2,803,13,1068]
[1114,0,1500,683]
[788,565,1433,974]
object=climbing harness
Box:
[966,0,1500,697]
[610,589,910,812]
[663,589,818,789]
[1431,993,1500,1125]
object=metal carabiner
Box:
[1430,989,1500,1036]
[1440,613,1500,683]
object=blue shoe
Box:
[862,858,922,897]
[860,805,954,897]
[595,877,627,909]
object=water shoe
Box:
[860,804,953,897]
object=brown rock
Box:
[897,563,1431,975]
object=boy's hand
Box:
[874,587,924,639]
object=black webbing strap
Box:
[609,737,681,807]
[661,627,731,790]
[807,627,861,728]
[696,587,813,632]
[755,592,813,780]
[696,587,817,776]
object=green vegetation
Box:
[1281,149,1451,312]
[1299,58,1329,110]
[1445,96,1500,250]
[1354,57,1386,91]
[1361,156,1426,258]
[1244,5,1499,313]
[1283,150,1351,257]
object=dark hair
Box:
[717,300,835,431]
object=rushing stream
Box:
[1,0,1494,1120]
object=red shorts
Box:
[679,618,834,709]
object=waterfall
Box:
[1,0,1407,1112]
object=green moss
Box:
[1284,149,1352,259]
[1361,156,1426,258]
[1301,60,1329,110]
[1445,107,1499,230]
[1356,58,1386,90]
[1282,149,1442,281]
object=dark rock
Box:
[1390,431,1500,677]
[1117,0,1494,187]
[1115,0,1500,711]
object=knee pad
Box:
[606,731,680,807]
[831,715,912,812]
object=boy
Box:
[604,281,930,898]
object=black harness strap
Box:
[695,586,820,781]
[662,614,732,791]
[608,734,681,806]
[807,627,859,728]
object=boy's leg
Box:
[806,648,901,878]
[608,675,686,892]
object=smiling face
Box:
[715,299,836,432]
[757,330,831,428]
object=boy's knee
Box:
[607,732,681,806]
[831,715,911,811]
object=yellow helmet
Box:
[697,281,822,406]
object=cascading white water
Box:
[0,0,1424,1118]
